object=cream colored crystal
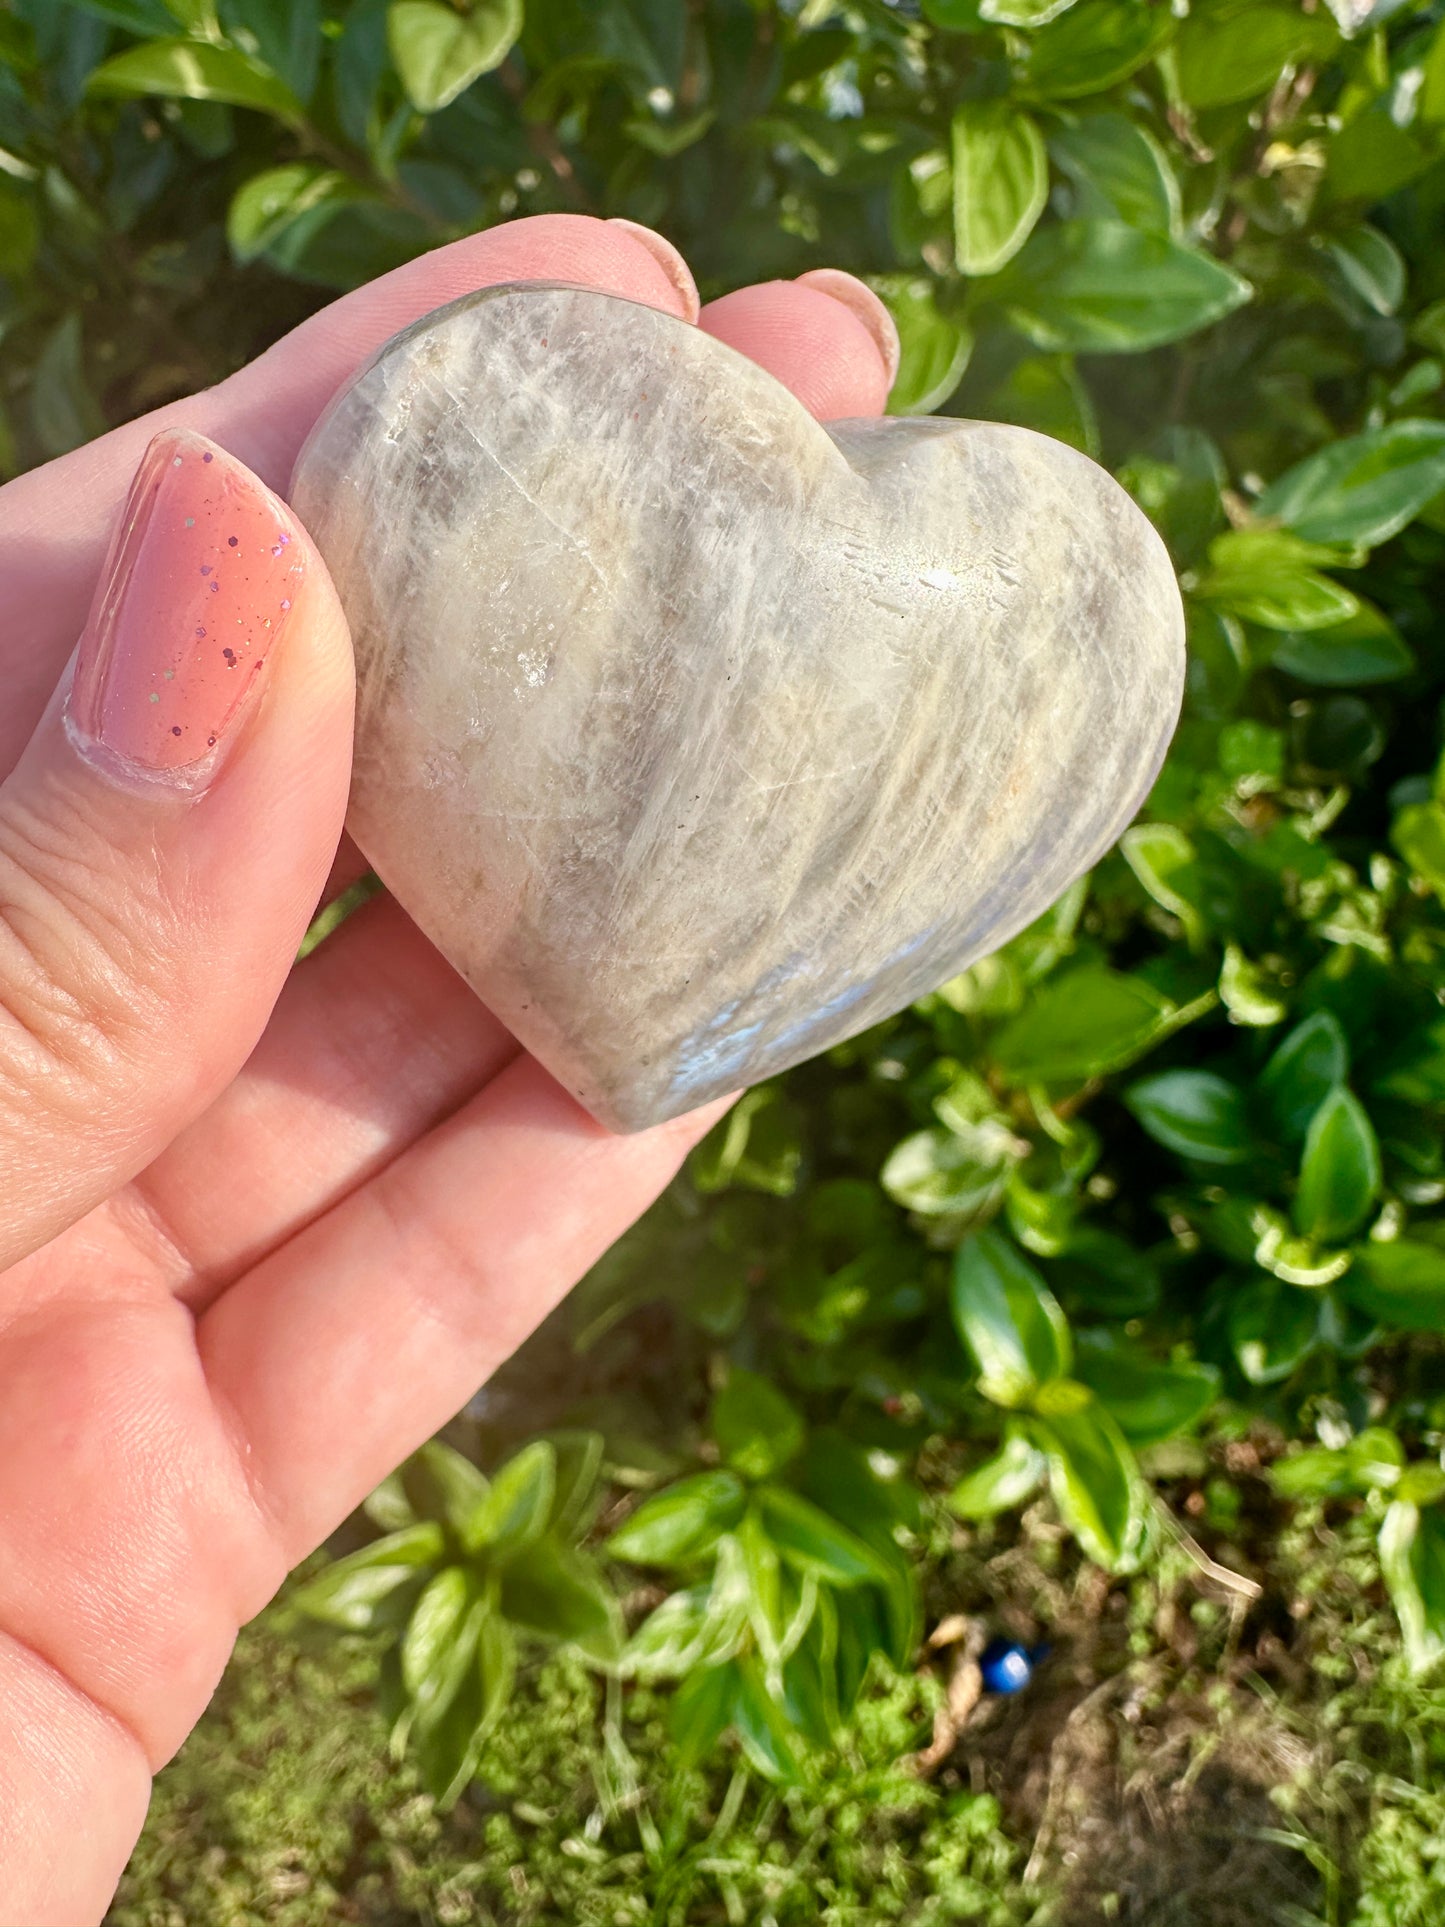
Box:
[291,283,1185,1131]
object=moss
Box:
[111,1614,1036,1927]
[113,1494,1445,1927]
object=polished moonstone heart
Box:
[291,283,1184,1132]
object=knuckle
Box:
[0,786,179,1121]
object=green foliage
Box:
[605,1375,916,1783]
[293,1435,615,1803]
[7,0,1445,1834]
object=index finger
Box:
[0,217,694,769]
[0,218,895,776]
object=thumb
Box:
[0,428,353,1268]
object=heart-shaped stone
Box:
[291,283,1183,1131]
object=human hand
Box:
[0,213,897,1923]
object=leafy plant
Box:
[606,1369,917,1782]
[6,0,1445,1818]
[293,1434,615,1801]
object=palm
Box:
[0,214,892,1916]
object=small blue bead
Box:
[979,1637,1034,1695]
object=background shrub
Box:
[5,0,1445,1869]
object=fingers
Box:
[133,894,514,1300]
[198,1059,729,1559]
[0,215,700,772]
[700,272,899,420]
[0,1632,151,1925]
[0,218,895,774]
[0,429,352,1268]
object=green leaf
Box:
[1219,945,1287,1029]
[754,1486,883,1586]
[88,37,303,122]
[545,1429,605,1538]
[468,1441,555,1558]
[226,164,361,264]
[1073,1331,1219,1447]
[1002,221,1251,354]
[951,1228,1072,1407]
[691,1086,802,1198]
[28,313,106,460]
[1270,603,1414,686]
[991,964,1193,1082]
[796,1432,922,1649]
[1270,1428,1404,1501]
[621,1576,748,1681]
[734,1508,786,1666]
[1344,1243,1445,1333]
[1121,821,1205,946]
[875,276,972,415]
[405,1441,491,1544]
[605,1470,748,1567]
[498,1542,618,1658]
[476,1608,517,1732]
[668,1660,736,1770]
[1325,113,1431,207]
[1259,1011,1349,1142]
[1054,1228,1161,1315]
[1295,1088,1380,1244]
[1174,2,1337,109]
[730,1656,804,1782]
[984,0,1079,21]
[1399,1464,1445,1509]
[1256,421,1445,551]
[880,1120,1022,1220]
[949,1429,1047,1517]
[1320,226,1406,320]
[409,1611,514,1807]
[713,1370,805,1483]
[386,0,522,114]
[951,100,1048,277]
[292,1524,443,1630]
[971,350,1100,454]
[1198,529,1358,631]
[64,0,174,31]
[1218,716,1287,787]
[1374,1016,1445,1105]
[364,1470,418,1534]
[1128,427,1227,567]
[1049,112,1179,234]
[1124,1069,1251,1166]
[1030,1394,1143,1570]
[401,1568,478,1726]
[1023,0,1173,100]
[398,1565,470,1683]
[224,0,322,104]
[780,1620,836,1749]
[1380,1502,1445,1676]
[0,179,38,278]
[1394,800,1445,900]
[1184,604,1248,715]
[1229,1276,1321,1385]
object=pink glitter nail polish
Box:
[68,428,305,777]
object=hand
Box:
[0,214,897,1923]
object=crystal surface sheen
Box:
[290,283,1185,1131]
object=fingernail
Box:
[608,218,701,324]
[67,429,305,785]
[795,269,901,389]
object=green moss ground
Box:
[110,1499,1445,1927]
